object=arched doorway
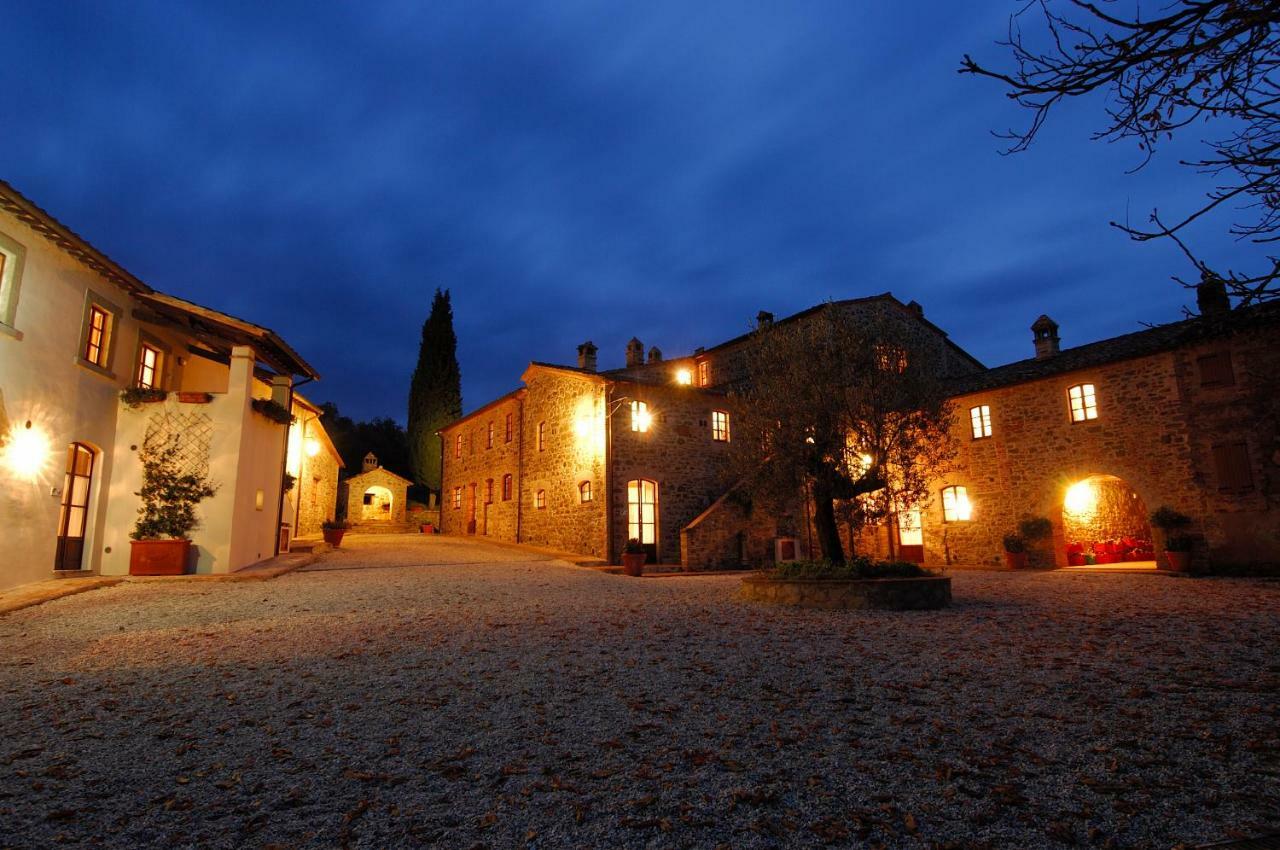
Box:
[54,442,97,571]
[361,485,393,521]
[1061,474,1155,567]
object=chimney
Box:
[1196,271,1231,316]
[625,337,644,368]
[577,340,598,372]
[647,346,663,364]
[906,300,924,319]
[362,452,379,473]
[1031,315,1060,359]
[756,311,774,328]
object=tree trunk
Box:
[811,481,846,565]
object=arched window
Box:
[55,443,97,571]
[579,480,592,503]
[502,474,513,501]
[535,489,546,509]
[941,485,972,522]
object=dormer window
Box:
[631,400,651,432]
[1068,384,1098,422]
[969,405,992,439]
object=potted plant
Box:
[1017,516,1052,567]
[420,522,435,534]
[129,441,218,575]
[622,538,647,577]
[1151,506,1193,571]
[251,397,294,425]
[1002,533,1028,570]
[1164,534,1194,573]
[322,519,351,547]
[120,387,168,408]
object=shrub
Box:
[769,557,933,580]
[131,441,218,540]
[282,472,296,493]
[251,398,294,425]
[1002,533,1027,553]
[120,387,168,408]
[1018,516,1053,542]
[623,538,646,555]
[1165,535,1194,552]
[322,519,351,531]
[1151,506,1192,530]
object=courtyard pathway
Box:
[1,535,1277,849]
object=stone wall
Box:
[294,443,340,537]
[1062,475,1150,546]
[440,392,524,541]
[342,467,409,525]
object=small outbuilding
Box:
[340,453,413,526]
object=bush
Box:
[322,519,351,531]
[1018,516,1053,542]
[1151,506,1192,530]
[131,441,218,540]
[623,538,646,555]
[769,557,933,580]
[1002,533,1027,553]
[1165,534,1194,552]
[120,387,168,408]
[251,398,294,425]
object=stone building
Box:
[339,453,413,529]
[283,394,344,540]
[441,288,1280,572]
[0,179,337,591]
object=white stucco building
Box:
[0,179,334,591]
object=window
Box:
[535,489,546,509]
[485,478,494,504]
[502,473,513,501]
[697,361,709,387]
[537,421,546,451]
[452,487,462,509]
[969,405,992,439]
[631,400,651,433]
[711,410,730,442]
[455,434,463,458]
[1197,352,1235,388]
[1213,442,1254,492]
[580,480,592,503]
[136,344,161,389]
[83,305,110,367]
[941,485,972,522]
[1067,383,1098,422]
[0,230,26,335]
[487,421,494,449]
[505,412,513,443]
[627,479,658,546]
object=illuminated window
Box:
[505,412,513,442]
[83,305,110,367]
[697,361,709,387]
[454,434,463,458]
[1197,352,1235,388]
[711,410,730,442]
[502,473,513,501]
[452,487,462,509]
[537,421,546,451]
[1213,442,1253,491]
[485,478,493,504]
[0,231,26,332]
[580,480,592,502]
[969,405,992,439]
[136,344,161,389]
[535,489,546,509]
[486,421,494,449]
[1067,384,1098,422]
[675,368,692,386]
[631,400,651,432]
[941,485,972,522]
[627,479,657,545]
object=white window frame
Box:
[631,400,650,433]
[1068,383,1098,423]
[941,485,971,523]
[969,405,992,439]
[0,230,27,339]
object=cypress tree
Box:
[407,288,462,498]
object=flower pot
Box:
[622,552,646,577]
[1067,552,1086,566]
[420,523,434,534]
[177,392,213,404]
[1164,550,1192,572]
[129,538,191,576]
[1003,551,1028,570]
[322,528,346,547]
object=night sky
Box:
[3,3,1240,422]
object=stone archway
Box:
[362,485,394,522]
[1061,474,1155,567]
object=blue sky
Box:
[1,2,1243,421]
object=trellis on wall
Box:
[143,411,214,477]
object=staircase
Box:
[349,521,422,535]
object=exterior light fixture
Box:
[304,437,321,457]
[573,417,591,438]
[1064,480,1095,515]
[675,368,692,386]
[3,420,50,480]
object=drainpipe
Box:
[603,383,613,565]
[436,428,446,529]
[273,373,313,556]
[516,396,524,543]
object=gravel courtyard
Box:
[2,535,1278,849]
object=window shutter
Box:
[1196,352,1235,387]
[1212,442,1253,491]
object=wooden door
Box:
[897,509,924,564]
[54,443,95,571]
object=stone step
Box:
[348,523,423,535]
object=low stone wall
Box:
[738,574,951,610]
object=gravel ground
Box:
[1,534,1277,850]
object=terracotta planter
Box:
[1003,551,1028,570]
[1164,550,1192,572]
[622,552,646,577]
[420,523,435,534]
[177,392,213,404]
[129,538,191,576]
[322,528,346,547]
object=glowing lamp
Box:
[573,417,591,438]
[3,421,50,480]
[304,437,321,457]
[675,368,692,386]
[1064,480,1095,515]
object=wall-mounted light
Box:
[1064,480,1096,516]
[675,368,692,386]
[3,420,51,480]
[304,437,321,457]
